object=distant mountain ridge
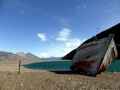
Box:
[0,51,41,64]
[0,51,15,57]
[0,51,62,64]
[0,51,19,61]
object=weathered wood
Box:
[71,36,118,76]
[18,60,21,74]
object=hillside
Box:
[0,51,41,64]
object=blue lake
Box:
[23,60,72,71]
[107,59,120,72]
[23,59,120,72]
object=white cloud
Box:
[39,52,63,58]
[62,38,85,55]
[37,28,86,58]
[39,52,50,58]
[56,27,86,51]
[56,28,71,41]
[55,27,86,57]
[37,33,47,41]
[65,38,83,48]
[38,38,86,58]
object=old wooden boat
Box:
[70,36,118,76]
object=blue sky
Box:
[0,0,120,57]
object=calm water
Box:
[23,59,120,72]
[107,59,120,72]
[23,60,72,71]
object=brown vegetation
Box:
[0,71,119,90]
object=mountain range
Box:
[0,51,41,64]
[0,51,61,64]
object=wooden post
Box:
[18,60,21,74]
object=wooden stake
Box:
[18,60,21,74]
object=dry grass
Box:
[0,71,119,90]
[0,60,120,90]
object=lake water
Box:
[23,59,120,72]
[107,59,120,72]
[23,60,72,71]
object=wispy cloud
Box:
[39,52,50,58]
[38,37,85,58]
[37,33,47,42]
[56,28,71,41]
[56,27,85,48]
[37,28,86,58]
[55,27,86,57]
[65,38,83,48]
